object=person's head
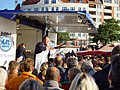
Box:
[22,58,34,72]
[40,62,48,72]
[54,55,63,66]
[110,53,120,86]
[48,58,55,67]
[18,43,26,48]
[42,36,50,46]
[81,60,93,73]
[0,67,8,87]
[8,61,19,74]
[69,73,99,90]
[107,45,120,87]
[45,66,60,81]
[19,62,24,73]
[112,45,120,56]
[19,79,44,90]
[66,56,78,68]
[68,67,82,82]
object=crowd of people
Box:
[0,36,120,90]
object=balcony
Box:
[89,14,96,18]
[89,7,96,11]
[104,16,112,19]
[104,9,112,13]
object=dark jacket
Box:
[16,46,26,60]
[60,68,71,90]
[35,42,46,54]
[57,65,65,75]
[105,87,120,90]
[34,42,49,65]
[93,64,110,90]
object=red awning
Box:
[77,50,111,56]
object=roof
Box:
[22,0,40,5]
[0,10,97,33]
[21,0,103,5]
[98,44,114,51]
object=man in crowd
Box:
[68,67,82,82]
[106,45,120,90]
[60,56,79,90]
[81,60,96,76]
[54,55,65,76]
[44,66,63,90]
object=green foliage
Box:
[57,32,70,44]
[91,18,120,45]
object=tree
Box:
[57,32,70,44]
[91,18,120,45]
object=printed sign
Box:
[0,36,13,52]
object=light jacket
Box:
[44,80,63,90]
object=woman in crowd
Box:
[69,72,99,90]
[16,43,27,62]
[37,62,48,82]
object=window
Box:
[78,7,81,11]
[27,8,31,11]
[70,7,75,11]
[114,0,118,4]
[44,0,49,4]
[45,7,48,11]
[70,33,75,37]
[104,0,112,3]
[97,18,101,22]
[97,5,101,9]
[41,7,44,11]
[70,0,75,3]
[51,0,56,4]
[78,41,81,45]
[78,33,81,37]
[70,41,74,45]
[51,7,54,11]
[62,7,67,11]
[97,11,101,16]
[82,8,86,11]
[79,0,82,3]
[56,7,59,11]
[34,8,38,11]
[82,33,86,37]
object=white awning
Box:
[0,10,97,33]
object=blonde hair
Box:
[69,73,99,90]
[40,62,48,71]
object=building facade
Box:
[21,0,120,46]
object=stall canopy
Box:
[0,10,97,33]
[77,50,112,56]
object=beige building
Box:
[21,0,120,46]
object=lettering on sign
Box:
[0,36,13,52]
[0,31,11,36]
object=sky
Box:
[0,0,22,10]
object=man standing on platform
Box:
[34,36,51,72]
[35,36,50,56]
